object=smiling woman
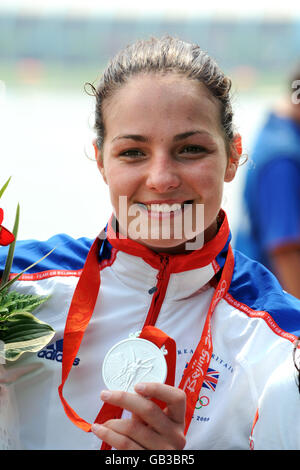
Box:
[95,73,236,252]
[1,36,300,451]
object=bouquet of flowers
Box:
[0,177,55,362]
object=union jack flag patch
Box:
[202,368,219,392]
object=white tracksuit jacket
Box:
[1,212,300,450]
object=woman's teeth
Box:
[138,202,187,213]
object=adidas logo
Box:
[37,339,80,366]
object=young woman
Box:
[1,36,300,450]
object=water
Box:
[0,85,275,242]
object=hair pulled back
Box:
[86,36,235,152]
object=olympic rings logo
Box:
[195,395,210,410]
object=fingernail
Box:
[135,383,146,392]
[101,390,112,401]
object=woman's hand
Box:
[91,382,186,450]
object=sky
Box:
[0,0,299,19]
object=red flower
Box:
[0,208,15,246]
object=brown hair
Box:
[86,36,235,154]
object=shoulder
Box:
[227,249,300,338]
[0,233,94,274]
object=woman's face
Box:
[97,73,238,253]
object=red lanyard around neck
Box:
[58,237,176,434]
[58,237,101,432]
[58,235,234,444]
[178,243,234,433]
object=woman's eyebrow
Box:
[112,130,213,143]
[173,130,213,141]
[112,134,148,143]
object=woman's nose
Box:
[145,155,181,193]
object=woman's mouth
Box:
[136,200,193,218]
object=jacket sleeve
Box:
[250,353,300,450]
[0,234,92,275]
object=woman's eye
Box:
[180,145,207,156]
[119,149,145,158]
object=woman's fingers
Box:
[100,383,185,431]
[134,382,186,424]
[99,388,169,434]
[91,422,145,450]
[95,383,186,450]
[92,417,167,450]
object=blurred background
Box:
[1,0,300,241]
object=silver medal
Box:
[102,337,167,393]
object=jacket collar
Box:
[106,209,231,272]
[102,210,231,300]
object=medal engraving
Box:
[102,338,167,393]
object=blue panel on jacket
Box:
[230,249,300,337]
[0,234,93,274]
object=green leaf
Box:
[0,290,50,318]
[0,177,56,362]
[0,176,11,200]
[0,203,20,288]
[0,246,56,293]
[0,311,55,361]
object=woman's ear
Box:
[93,139,107,184]
[232,134,242,157]
[224,134,242,182]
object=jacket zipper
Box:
[144,255,170,327]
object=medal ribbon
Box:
[58,236,177,439]
[58,237,101,432]
[58,233,234,446]
[178,244,234,434]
